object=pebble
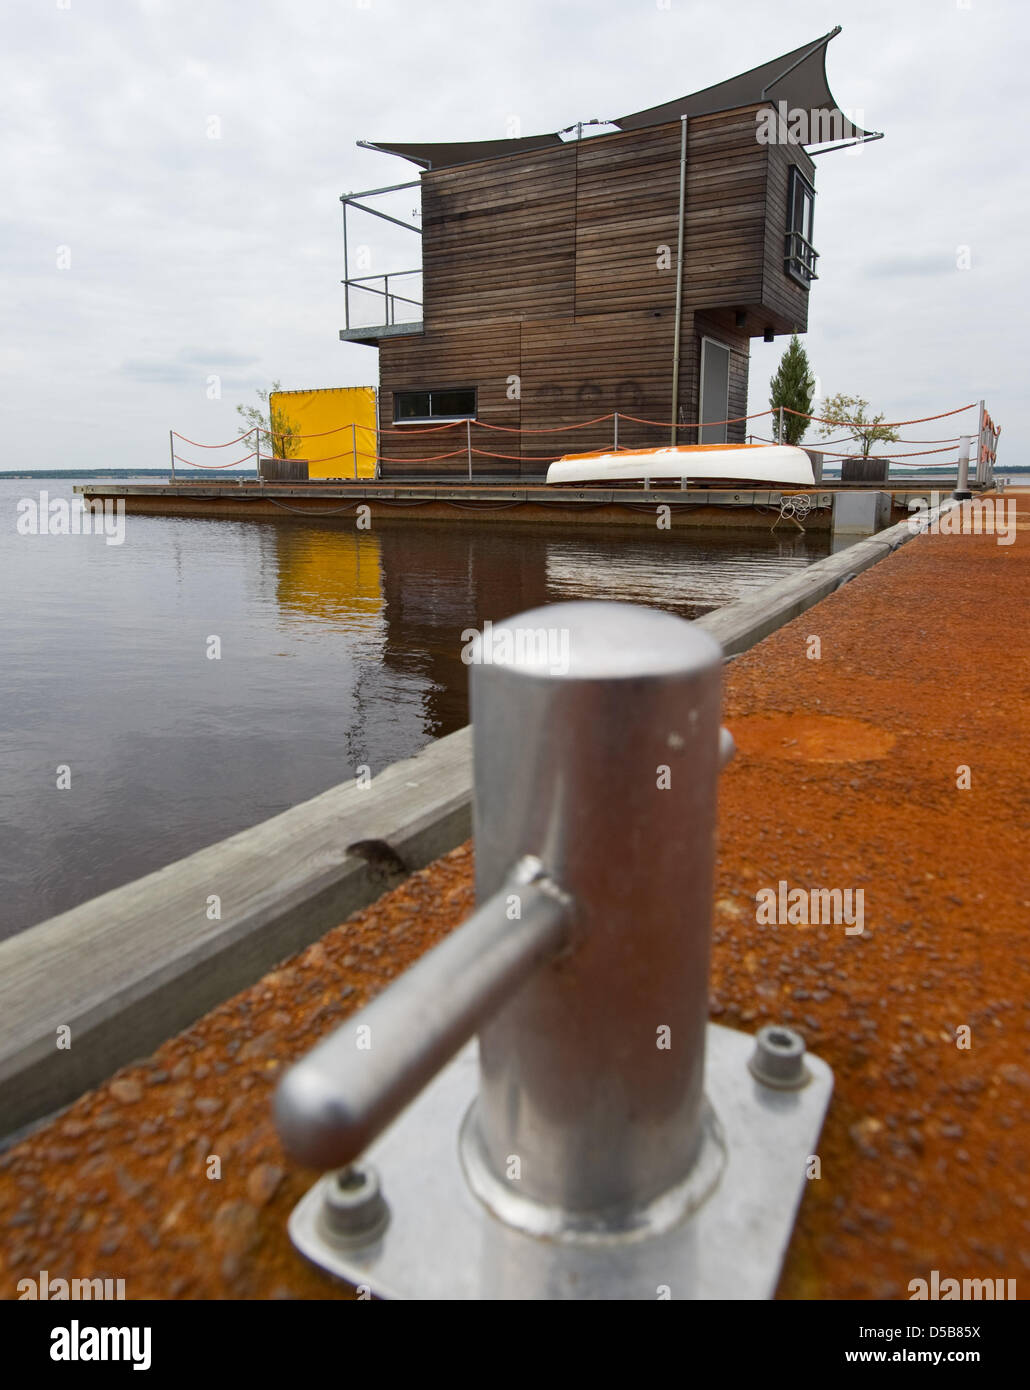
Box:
[246,1164,284,1209]
[212,1200,260,1257]
[110,1078,143,1105]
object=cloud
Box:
[0,0,1025,468]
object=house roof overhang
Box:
[361,27,882,171]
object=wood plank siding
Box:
[376,105,814,477]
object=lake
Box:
[0,476,832,937]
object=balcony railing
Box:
[342,269,423,333]
[784,230,819,285]
[341,181,424,340]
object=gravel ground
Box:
[1,496,1027,1300]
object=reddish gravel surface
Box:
[1,495,1027,1300]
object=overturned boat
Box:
[546,443,814,488]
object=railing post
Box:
[613,412,619,451]
[352,423,358,481]
[954,435,972,499]
[778,405,784,444]
[466,418,473,481]
[168,429,176,484]
[384,274,391,327]
[342,197,350,330]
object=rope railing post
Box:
[954,435,972,500]
[351,423,358,481]
[168,429,176,484]
[613,411,619,451]
[778,405,784,443]
[466,418,473,481]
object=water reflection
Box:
[0,479,830,935]
[273,520,830,740]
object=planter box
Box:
[259,457,310,482]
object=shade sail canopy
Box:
[356,134,565,170]
[613,27,877,143]
[363,27,879,170]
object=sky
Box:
[1,0,1026,471]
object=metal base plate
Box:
[288,1023,833,1300]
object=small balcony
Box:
[784,229,819,286]
[339,180,424,345]
[339,269,423,345]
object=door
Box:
[698,337,731,444]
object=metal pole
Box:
[253,427,261,482]
[466,417,473,481]
[670,116,688,448]
[466,601,724,1234]
[613,411,619,452]
[954,435,972,499]
[778,405,784,444]
[342,198,350,330]
[168,429,176,484]
[375,389,381,480]
[352,422,358,481]
[975,398,985,485]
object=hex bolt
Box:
[320,1163,390,1247]
[748,1025,808,1089]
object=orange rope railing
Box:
[171,428,256,448]
[168,401,995,473]
[173,451,257,470]
[782,403,977,428]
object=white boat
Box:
[546,443,814,488]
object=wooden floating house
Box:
[340,27,880,481]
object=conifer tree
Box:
[769,334,815,445]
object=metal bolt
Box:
[749,1025,808,1090]
[320,1163,389,1247]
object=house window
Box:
[394,388,476,423]
[784,167,818,285]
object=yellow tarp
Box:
[268,386,377,479]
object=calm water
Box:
[0,477,831,937]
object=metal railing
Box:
[341,181,423,333]
[975,400,1000,488]
[342,269,423,331]
[784,228,819,283]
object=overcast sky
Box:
[2,0,1025,472]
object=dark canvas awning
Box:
[356,134,565,170]
[613,27,878,144]
[363,27,880,170]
